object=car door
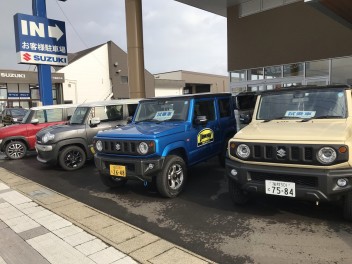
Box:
[85,105,124,144]
[188,98,219,165]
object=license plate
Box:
[110,165,126,177]
[265,180,295,197]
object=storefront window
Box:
[331,57,352,85]
[283,63,304,77]
[230,70,246,82]
[265,66,282,79]
[31,88,40,100]
[0,88,7,99]
[306,60,329,77]
[250,68,264,80]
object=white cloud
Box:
[0,0,227,75]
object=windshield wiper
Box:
[262,116,294,122]
[300,115,344,122]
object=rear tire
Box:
[5,141,27,160]
[59,145,86,171]
[343,192,352,221]
[228,178,249,205]
[156,155,187,198]
[99,172,127,188]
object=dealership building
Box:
[175,0,352,93]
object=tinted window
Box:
[127,104,138,117]
[194,100,215,121]
[218,98,231,118]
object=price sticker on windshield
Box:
[154,110,174,121]
[285,111,316,118]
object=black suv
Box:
[1,107,28,126]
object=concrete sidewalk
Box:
[0,168,214,264]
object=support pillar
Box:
[125,0,146,99]
[32,0,53,105]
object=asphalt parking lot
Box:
[1,152,352,264]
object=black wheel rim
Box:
[64,150,83,168]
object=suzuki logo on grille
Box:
[23,53,31,61]
[277,148,286,158]
[115,143,121,151]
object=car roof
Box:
[30,104,78,111]
[140,92,232,102]
[77,99,142,107]
[260,85,350,95]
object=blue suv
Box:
[93,93,237,197]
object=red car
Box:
[0,104,76,159]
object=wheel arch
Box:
[2,137,29,152]
[161,141,188,165]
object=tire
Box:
[99,172,127,188]
[5,141,27,160]
[59,145,86,171]
[156,155,187,198]
[228,178,249,205]
[343,192,352,221]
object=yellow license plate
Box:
[90,146,95,154]
[110,165,126,177]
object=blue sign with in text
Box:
[14,13,68,66]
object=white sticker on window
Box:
[154,110,174,121]
[285,111,316,118]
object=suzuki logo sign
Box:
[14,13,68,66]
[23,53,31,61]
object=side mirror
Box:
[240,114,252,124]
[90,117,101,127]
[31,118,39,124]
[126,116,133,124]
[194,115,208,126]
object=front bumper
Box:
[35,143,58,165]
[225,158,352,201]
[94,154,165,182]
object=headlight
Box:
[138,142,149,155]
[96,140,103,152]
[317,147,336,164]
[42,132,55,143]
[236,144,250,159]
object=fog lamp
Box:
[231,169,238,176]
[337,178,348,187]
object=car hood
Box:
[97,122,187,139]
[235,119,350,143]
[37,124,86,140]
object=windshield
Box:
[70,107,89,124]
[257,89,347,120]
[21,110,32,123]
[135,99,189,122]
[11,109,27,116]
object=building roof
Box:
[67,43,105,65]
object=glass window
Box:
[121,76,128,84]
[331,57,352,85]
[0,89,7,99]
[218,98,231,118]
[257,88,347,120]
[7,83,18,93]
[70,107,89,124]
[127,104,138,117]
[194,100,215,121]
[33,109,64,123]
[135,99,190,122]
[265,66,282,79]
[230,70,246,82]
[283,63,304,77]
[105,105,123,121]
[306,60,329,77]
[31,88,40,100]
[250,68,264,80]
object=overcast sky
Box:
[0,0,227,75]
